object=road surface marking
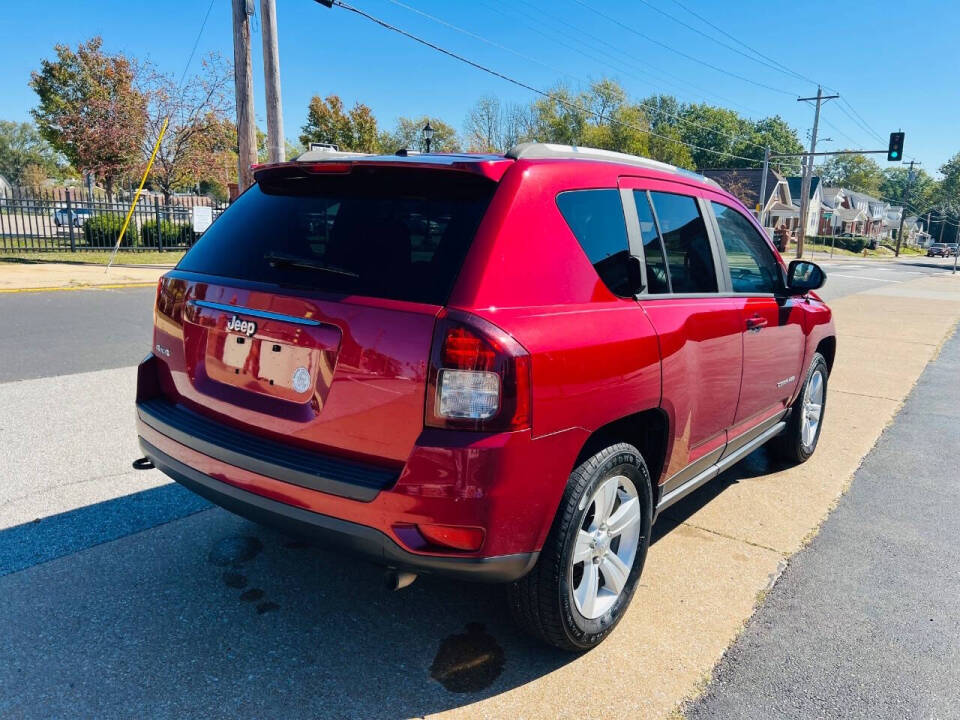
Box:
[830,274,903,283]
[0,282,157,294]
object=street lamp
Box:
[422,121,434,153]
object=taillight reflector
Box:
[417,523,485,552]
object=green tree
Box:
[936,151,960,212]
[881,166,937,212]
[379,116,461,153]
[817,153,884,194]
[30,37,146,199]
[748,115,805,166]
[299,95,379,152]
[0,121,63,185]
[676,103,754,170]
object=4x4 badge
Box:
[226,315,257,337]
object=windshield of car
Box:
[176,166,495,305]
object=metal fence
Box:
[0,186,227,253]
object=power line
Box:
[570,0,798,97]
[177,0,217,89]
[397,0,771,153]
[382,0,575,83]
[328,1,764,166]
[633,0,814,88]
[510,0,767,117]
[665,0,820,87]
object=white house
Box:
[785,176,823,236]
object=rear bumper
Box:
[141,437,538,582]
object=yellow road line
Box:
[0,282,157,294]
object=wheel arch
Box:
[573,408,669,508]
[815,335,836,373]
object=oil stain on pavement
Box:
[430,622,505,693]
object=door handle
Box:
[746,315,768,332]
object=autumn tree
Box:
[137,54,234,201]
[299,95,379,152]
[30,37,145,199]
[379,116,461,153]
[0,121,63,185]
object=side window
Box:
[556,189,634,298]
[648,192,718,293]
[633,191,670,294]
[711,202,781,294]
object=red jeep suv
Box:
[137,144,834,651]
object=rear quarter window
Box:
[556,189,634,298]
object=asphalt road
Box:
[687,322,960,719]
[0,286,154,382]
[0,255,956,718]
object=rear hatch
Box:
[152,162,499,466]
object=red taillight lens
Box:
[417,523,485,552]
[425,310,532,432]
[442,326,497,370]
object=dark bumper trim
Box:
[137,398,398,502]
[140,438,538,583]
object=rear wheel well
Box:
[574,409,668,507]
[816,336,836,373]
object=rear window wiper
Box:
[264,252,359,278]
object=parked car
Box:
[927,243,950,257]
[53,208,93,227]
[947,244,960,257]
[136,145,835,651]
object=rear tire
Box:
[770,352,828,464]
[507,442,652,651]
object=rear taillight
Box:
[425,310,532,432]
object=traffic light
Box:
[887,132,905,162]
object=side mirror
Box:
[786,260,826,295]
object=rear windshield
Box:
[177,166,495,305]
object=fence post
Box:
[154,196,163,252]
[65,188,76,252]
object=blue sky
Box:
[2,0,956,175]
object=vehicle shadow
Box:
[0,489,575,719]
[652,445,788,542]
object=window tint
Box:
[176,167,494,305]
[556,189,634,297]
[648,192,717,293]
[633,191,669,294]
[712,202,781,294]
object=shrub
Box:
[141,219,195,248]
[82,213,138,248]
[809,235,868,253]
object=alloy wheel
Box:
[570,475,642,620]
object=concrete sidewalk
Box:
[0,262,168,292]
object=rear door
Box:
[706,200,804,443]
[620,178,743,492]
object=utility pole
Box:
[232,0,257,193]
[758,147,770,227]
[796,86,839,258]
[894,160,919,257]
[260,0,285,163]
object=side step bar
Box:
[656,420,787,513]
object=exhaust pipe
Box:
[385,569,418,591]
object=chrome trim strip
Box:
[189,299,323,326]
[657,420,787,512]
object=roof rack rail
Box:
[504,143,720,188]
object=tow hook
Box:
[385,569,418,590]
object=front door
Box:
[708,200,805,438]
